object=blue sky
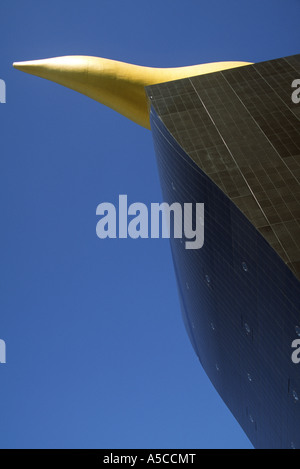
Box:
[0,0,299,449]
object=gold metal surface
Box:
[14,56,251,128]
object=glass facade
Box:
[146,54,300,449]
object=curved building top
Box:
[146,54,300,281]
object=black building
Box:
[146,54,300,449]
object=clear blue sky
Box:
[0,0,299,449]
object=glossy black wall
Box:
[146,55,300,449]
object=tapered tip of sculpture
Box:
[13,60,47,80]
[13,59,58,77]
[13,61,25,70]
[13,60,40,71]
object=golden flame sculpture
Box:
[13,56,251,129]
